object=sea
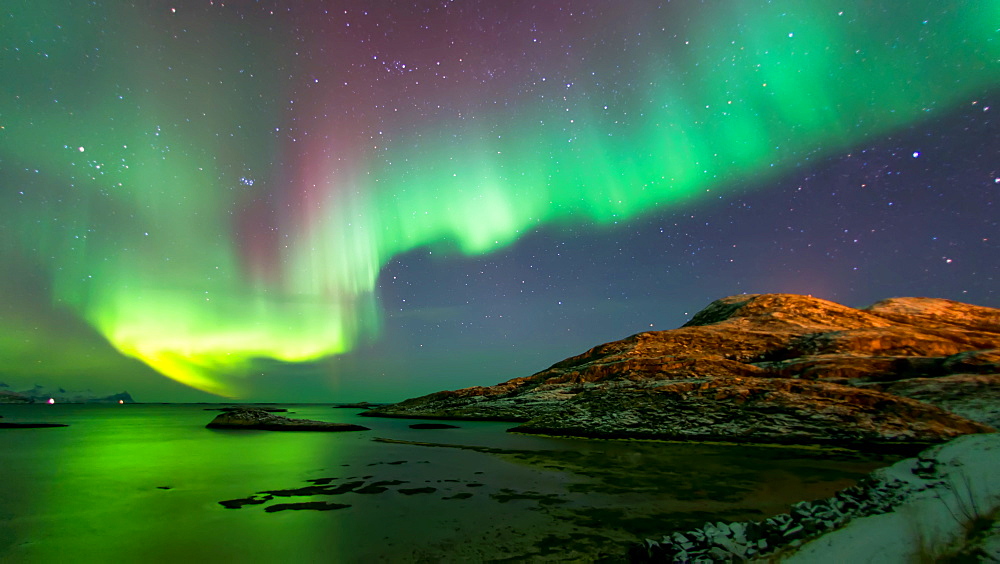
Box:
[0,404,901,562]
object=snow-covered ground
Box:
[784,433,1000,562]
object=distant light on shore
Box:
[47,398,55,405]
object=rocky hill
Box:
[364,294,999,449]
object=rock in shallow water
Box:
[206,408,370,432]
[408,423,460,429]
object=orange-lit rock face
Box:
[367,294,998,448]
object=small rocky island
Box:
[207,407,370,432]
[365,294,998,449]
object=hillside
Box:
[364,294,999,449]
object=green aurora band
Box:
[1,1,997,396]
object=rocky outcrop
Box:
[860,350,1000,428]
[206,408,370,432]
[365,294,998,448]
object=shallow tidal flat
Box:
[0,404,899,562]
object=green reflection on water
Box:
[1,405,353,561]
[0,405,900,562]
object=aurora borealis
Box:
[1,1,997,401]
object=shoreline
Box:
[784,432,999,562]
[5,403,1000,562]
[362,409,944,455]
[630,432,1000,562]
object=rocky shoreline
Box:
[630,433,1000,562]
[358,293,998,559]
[630,472,911,561]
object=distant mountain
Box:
[0,390,33,404]
[366,294,999,449]
[14,386,136,404]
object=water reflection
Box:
[0,405,900,562]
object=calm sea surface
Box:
[0,404,899,562]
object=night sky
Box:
[1,1,996,402]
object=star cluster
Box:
[0,1,996,400]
